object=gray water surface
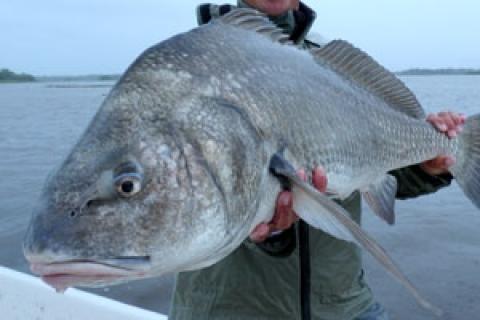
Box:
[0,76,479,318]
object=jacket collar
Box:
[237,1,317,44]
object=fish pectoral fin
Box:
[268,152,362,243]
[291,185,358,244]
[269,153,442,316]
[362,174,398,225]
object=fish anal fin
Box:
[362,174,398,225]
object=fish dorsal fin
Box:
[312,40,425,119]
[215,10,424,119]
[215,8,292,44]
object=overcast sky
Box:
[2,0,479,75]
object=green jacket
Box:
[170,2,453,319]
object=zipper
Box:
[298,220,311,320]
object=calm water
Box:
[0,76,479,316]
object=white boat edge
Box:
[0,265,167,320]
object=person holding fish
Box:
[170,1,466,319]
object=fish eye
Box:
[114,173,142,198]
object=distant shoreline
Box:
[0,68,121,83]
[36,75,120,82]
[396,68,480,76]
[35,69,480,79]
[0,69,36,83]
[2,68,479,84]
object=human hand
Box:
[421,111,466,176]
[249,166,327,243]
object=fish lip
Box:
[29,257,151,291]
[39,272,138,293]
[29,256,152,277]
[64,256,151,271]
[41,274,129,290]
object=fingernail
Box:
[439,124,448,131]
[297,171,307,182]
[255,224,269,236]
[445,157,456,166]
[448,130,457,138]
[314,166,325,175]
[280,193,291,206]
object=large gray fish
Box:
[24,9,479,314]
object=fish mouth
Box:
[28,256,151,292]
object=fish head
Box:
[24,34,270,290]
[23,96,248,291]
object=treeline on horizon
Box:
[37,74,120,82]
[2,67,480,83]
[397,68,480,76]
[0,68,121,83]
[0,68,36,82]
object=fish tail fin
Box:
[452,113,480,209]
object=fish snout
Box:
[23,221,48,260]
[23,204,81,265]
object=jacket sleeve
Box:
[244,225,297,257]
[390,164,453,200]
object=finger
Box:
[280,211,299,231]
[271,213,297,230]
[271,195,294,230]
[249,223,271,243]
[273,189,298,228]
[297,168,307,181]
[438,111,450,118]
[275,191,293,218]
[422,156,456,174]
[427,114,448,132]
[447,129,458,138]
[425,157,449,170]
[443,156,456,168]
[449,112,465,136]
[431,111,466,137]
[444,113,462,137]
[438,113,455,131]
[449,112,465,127]
[312,166,327,192]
